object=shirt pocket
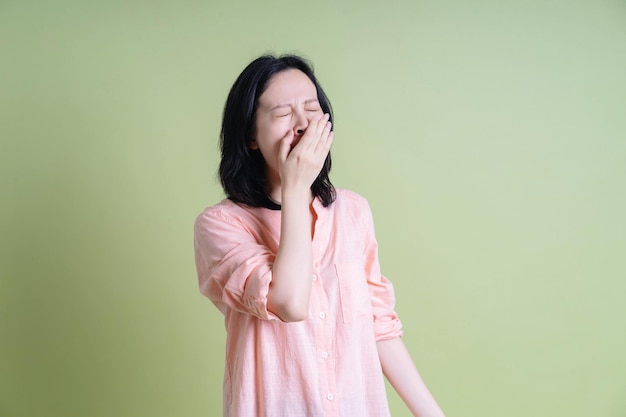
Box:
[335,263,372,324]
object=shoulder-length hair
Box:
[218,54,336,209]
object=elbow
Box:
[280,308,308,323]
[266,281,311,322]
[269,299,309,322]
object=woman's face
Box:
[252,69,323,188]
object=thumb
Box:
[278,130,294,163]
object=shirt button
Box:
[312,274,317,281]
[327,393,334,401]
[321,351,329,359]
[319,312,326,319]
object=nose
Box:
[293,110,309,138]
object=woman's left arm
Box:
[377,337,446,417]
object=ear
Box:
[249,138,259,150]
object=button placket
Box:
[308,243,338,415]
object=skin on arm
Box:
[377,337,446,417]
[266,113,334,322]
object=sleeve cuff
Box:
[374,317,404,342]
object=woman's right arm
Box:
[194,201,314,323]
[266,113,333,322]
[194,114,333,322]
[265,186,314,322]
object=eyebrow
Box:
[268,98,320,112]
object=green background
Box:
[2,1,625,416]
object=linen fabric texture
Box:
[194,189,404,417]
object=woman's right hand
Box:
[277,113,334,193]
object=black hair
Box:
[218,54,336,209]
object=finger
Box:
[313,119,333,154]
[278,130,294,163]
[321,130,334,156]
[298,113,329,150]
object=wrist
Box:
[280,184,313,205]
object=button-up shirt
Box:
[194,189,403,417]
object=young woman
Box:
[194,54,445,417]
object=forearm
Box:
[377,337,445,417]
[266,112,333,322]
[267,186,313,322]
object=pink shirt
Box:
[194,189,403,417]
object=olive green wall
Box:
[1,1,625,416]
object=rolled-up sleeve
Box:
[194,207,281,321]
[361,200,404,341]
